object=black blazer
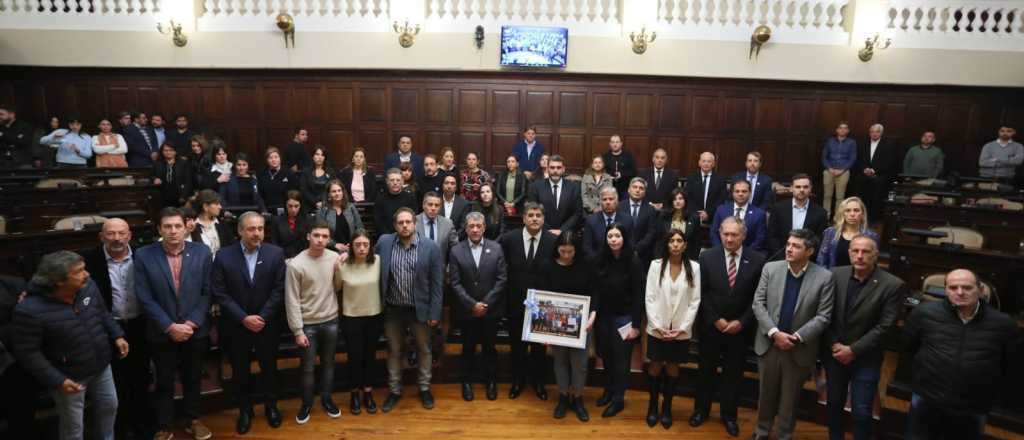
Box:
[657,211,700,261]
[684,171,729,218]
[824,265,905,364]
[582,211,635,261]
[855,137,903,178]
[299,168,335,208]
[639,167,680,207]
[767,199,829,259]
[618,200,659,260]
[441,194,472,231]
[697,245,766,330]
[191,220,236,250]
[257,167,298,212]
[494,170,528,212]
[498,228,557,317]
[153,159,195,207]
[527,178,583,233]
[81,246,135,313]
[211,242,287,336]
[448,239,508,320]
[339,166,378,203]
[270,213,310,258]
[123,123,158,167]
[730,171,776,211]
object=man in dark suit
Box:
[684,151,729,224]
[824,235,904,440]
[376,208,444,412]
[583,186,633,261]
[527,154,582,236]
[166,113,196,157]
[211,212,286,434]
[123,111,159,168]
[81,218,151,440]
[619,177,659,261]
[383,135,424,179]
[134,207,214,440]
[639,148,679,211]
[499,202,557,400]
[602,135,638,199]
[767,173,829,260]
[692,217,766,437]
[710,180,768,252]
[731,151,775,211]
[440,174,471,233]
[449,212,508,402]
[855,124,902,221]
[751,229,835,440]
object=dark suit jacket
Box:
[495,170,528,211]
[81,246,137,313]
[375,234,444,323]
[441,194,472,231]
[697,246,766,331]
[710,202,768,252]
[339,166,378,202]
[640,167,680,207]
[211,242,286,337]
[767,199,829,258]
[730,171,775,210]
[123,123,158,167]
[618,199,658,259]
[498,228,556,317]
[190,220,236,250]
[512,140,545,173]
[384,152,425,179]
[527,178,582,233]
[134,241,213,342]
[657,211,700,261]
[154,159,195,206]
[270,213,310,258]
[824,265,905,363]
[684,171,729,218]
[582,211,635,261]
[448,239,508,320]
[855,137,903,178]
[220,175,266,212]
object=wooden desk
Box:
[0,223,156,279]
[0,166,153,188]
[882,200,1024,254]
[0,184,159,233]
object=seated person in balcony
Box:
[978,125,1023,181]
[902,131,944,178]
[92,118,128,168]
[42,116,92,168]
[220,152,266,212]
[154,142,194,207]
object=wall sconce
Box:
[629,27,656,55]
[277,13,295,48]
[393,20,421,48]
[156,19,188,47]
[474,25,485,50]
[749,25,771,59]
[858,33,892,62]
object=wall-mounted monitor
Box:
[500,25,568,68]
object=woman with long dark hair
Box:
[338,230,383,415]
[472,183,504,240]
[643,228,700,429]
[592,223,644,418]
[191,189,234,256]
[339,147,377,203]
[270,190,309,258]
[659,188,700,261]
[495,154,528,216]
[91,118,128,168]
[220,152,266,212]
[153,143,194,207]
[316,179,364,255]
[199,140,232,192]
[300,146,333,209]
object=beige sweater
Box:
[285,249,343,336]
[340,259,383,317]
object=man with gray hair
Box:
[374,167,418,235]
[13,250,129,440]
[619,176,658,262]
[855,123,901,221]
[582,185,633,260]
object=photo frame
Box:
[521,289,591,349]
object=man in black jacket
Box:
[855,124,902,221]
[12,251,129,440]
[767,174,829,260]
[639,148,679,211]
[375,168,419,236]
[527,155,582,236]
[684,151,729,224]
[904,269,1017,440]
[602,135,637,198]
[0,104,35,169]
[0,275,43,439]
[123,111,159,168]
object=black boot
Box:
[553,393,569,419]
[660,375,677,429]
[571,395,590,422]
[595,389,612,407]
[646,374,660,428]
[350,390,362,415]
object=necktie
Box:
[527,237,536,264]
[606,216,613,227]
[702,174,710,207]
[728,252,737,289]
[655,170,662,189]
[748,174,756,200]
[735,207,742,219]
[428,218,435,241]
[552,182,559,210]
[632,203,639,219]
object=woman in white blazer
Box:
[644,228,700,429]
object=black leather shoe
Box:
[420,389,435,409]
[236,409,252,434]
[461,382,474,401]
[724,420,740,437]
[265,404,282,428]
[486,381,498,401]
[508,382,522,399]
[363,391,378,414]
[646,397,659,427]
[534,383,548,401]
[553,393,569,419]
[601,400,624,418]
[595,389,612,407]
[295,404,312,425]
[321,397,341,419]
[572,396,590,422]
[381,393,401,413]
[350,391,362,415]
[689,412,708,428]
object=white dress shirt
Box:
[644,259,702,340]
[870,139,880,162]
[521,228,541,259]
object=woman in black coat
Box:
[658,188,700,261]
[495,154,528,216]
[153,143,194,207]
[299,146,334,209]
[270,190,310,258]
[338,147,378,203]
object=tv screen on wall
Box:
[500,25,568,68]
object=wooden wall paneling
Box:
[263,85,291,124]
[326,87,354,124]
[753,139,780,174]
[723,96,753,131]
[939,103,975,165]
[137,85,161,116]
[458,89,487,124]
[787,98,816,134]
[818,99,848,136]
[106,85,138,116]
[906,103,940,141]
[491,132,520,167]
[43,83,75,123]
[164,85,198,122]
[266,127,294,150]
[359,87,387,122]
[657,94,686,130]
[233,128,261,159]
[754,97,785,131]
[590,135,611,163]
[848,101,881,135]
[491,89,520,126]
[198,84,227,122]
[716,138,748,175]
[425,89,453,124]
[425,131,454,155]
[229,85,260,121]
[689,138,716,167]
[525,91,554,128]
[459,131,487,165]
[391,87,420,123]
[292,85,324,124]
[358,130,387,163]
[73,83,105,124]
[592,92,621,129]
[624,93,651,129]
[323,129,354,163]
[559,91,586,127]
[0,80,13,109]
[557,134,586,169]
[655,136,685,171]
[880,102,908,144]
[691,95,720,132]
[779,140,813,179]
[1004,103,1024,129]
[624,135,652,168]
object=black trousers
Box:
[596,314,635,402]
[508,312,547,385]
[342,314,383,390]
[458,317,499,383]
[113,317,152,436]
[224,324,280,411]
[695,325,749,421]
[0,362,42,438]
[151,337,208,429]
[856,174,889,221]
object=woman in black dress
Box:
[471,183,504,240]
[219,152,265,212]
[270,190,309,258]
[299,146,334,209]
[153,143,193,207]
[659,188,701,261]
[257,147,297,213]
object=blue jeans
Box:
[906,393,987,440]
[824,357,880,440]
[50,365,118,440]
[300,318,339,406]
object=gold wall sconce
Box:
[858,33,892,62]
[156,19,188,47]
[749,25,771,59]
[393,20,421,48]
[277,13,295,48]
[630,27,656,54]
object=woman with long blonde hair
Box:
[817,196,878,269]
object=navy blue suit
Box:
[123,124,158,168]
[384,152,425,179]
[582,211,634,261]
[618,199,659,261]
[710,202,768,252]
[730,171,775,210]
[512,140,545,173]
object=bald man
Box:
[904,269,1017,440]
[684,152,729,223]
[81,219,152,438]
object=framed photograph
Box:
[521,289,591,349]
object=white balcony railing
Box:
[655,0,850,45]
[0,0,167,30]
[886,1,1024,51]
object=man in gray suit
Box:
[449,212,508,402]
[824,235,904,440]
[376,208,444,412]
[751,228,835,440]
[416,191,458,267]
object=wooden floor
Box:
[170,384,829,439]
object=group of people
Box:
[0,112,1020,440]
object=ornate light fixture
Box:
[629,27,656,55]
[858,33,892,62]
[749,25,771,59]
[393,20,421,48]
[277,13,296,48]
[156,19,187,47]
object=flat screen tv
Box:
[500,25,568,68]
